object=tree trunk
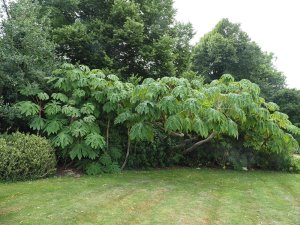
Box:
[121,129,131,170]
[106,119,110,152]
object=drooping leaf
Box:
[72,89,86,98]
[44,101,61,116]
[80,103,95,115]
[192,117,209,137]
[114,111,133,125]
[165,115,182,132]
[70,121,89,138]
[17,101,40,116]
[129,122,154,141]
[29,117,46,131]
[52,93,69,103]
[135,101,154,115]
[83,115,96,123]
[37,92,49,100]
[52,131,73,148]
[44,119,64,135]
[62,105,81,118]
[85,133,106,149]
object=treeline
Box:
[0,0,299,174]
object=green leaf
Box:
[17,101,40,116]
[114,111,133,125]
[44,101,61,116]
[83,115,96,123]
[37,92,49,100]
[52,131,73,148]
[99,154,112,166]
[70,121,89,138]
[107,74,119,81]
[158,96,179,114]
[72,89,86,98]
[135,101,154,115]
[80,103,95,115]
[192,117,209,137]
[29,117,46,131]
[183,98,200,113]
[85,133,106,149]
[226,119,239,138]
[62,105,81,118]
[44,119,64,135]
[85,163,103,175]
[129,122,154,141]
[69,143,99,160]
[20,84,41,96]
[52,93,69,103]
[165,115,182,132]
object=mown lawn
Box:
[0,169,299,225]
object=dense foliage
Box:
[0,0,58,103]
[0,0,59,132]
[1,0,299,174]
[38,0,194,79]
[0,132,56,180]
[17,64,300,173]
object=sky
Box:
[174,0,300,89]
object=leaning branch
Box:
[1,0,10,19]
[183,132,216,154]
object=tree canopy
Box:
[0,0,58,102]
[39,0,194,79]
[192,18,286,98]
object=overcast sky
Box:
[174,0,300,89]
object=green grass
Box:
[0,169,299,225]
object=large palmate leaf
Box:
[52,93,69,103]
[44,119,65,135]
[85,133,106,149]
[80,103,95,115]
[114,111,134,125]
[37,92,49,100]
[192,117,209,137]
[29,117,46,131]
[52,131,73,148]
[17,101,40,116]
[44,101,62,116]
[135,101,154,115]
[165,115,182,132]
[129,122,154,141]
[62,105,81,118]
[70,121,89,138]
[69,143,99,160]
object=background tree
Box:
[270,88,300,145]
[269,88,300,126]
[0,0,58,103]
[39,0,194,79]
[0,0,59,132]
[192,18,285,99]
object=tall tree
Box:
[192,18,285,98]
[0,0,60,132]
[0,0,58,102]
[269,88,300,126]
[39,0,194,79]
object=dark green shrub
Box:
[0,132,56,181]
[289,157,300,173]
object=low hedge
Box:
[0,132,56,181]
